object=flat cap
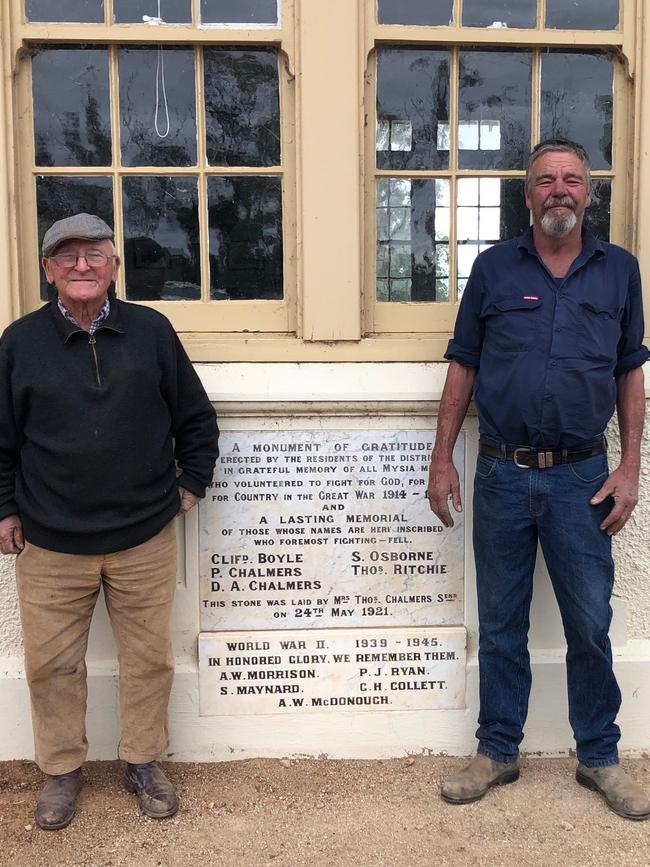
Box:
[42,213,114,257]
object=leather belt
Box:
[479,440,606,469]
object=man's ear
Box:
[42,256,55,284]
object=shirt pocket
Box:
[577,301,622,363]
[482,295,542,353]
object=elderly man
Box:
[0,214,219,830]
[427,140,650,820]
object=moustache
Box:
[543,197,576,212]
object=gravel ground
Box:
[1,756,649,866]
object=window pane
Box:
[201,0,278,24]
[541,52,613,170]
[36,175,113,299]
[376,178,450,303]
[26,0,103,22]
[584,180,611,241]
[462,0,536,28]
[456,178,530,296]
[204,49,280,167]
[113,0,191,23]
[377,0,453,25]
[208,176,283,301]
[377,48,450,171]
[32,47,111,167]
[119,47,196,167]
[458,51,531,170]
[122,177,200,301]
[546,0,619,30]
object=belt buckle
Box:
[513,447,532,468]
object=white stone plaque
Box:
[199,430,464,630]
[199,627,466,715]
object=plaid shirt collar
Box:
[57,295,111,336]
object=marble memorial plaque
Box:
[199,627,466,715]
[199,430,464,630]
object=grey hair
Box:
[525,138,592,193]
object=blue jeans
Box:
[473,451,621,768]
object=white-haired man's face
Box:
[43,238,120,310]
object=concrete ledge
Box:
[194,363,650,404]
[2,643,649,763]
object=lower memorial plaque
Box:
[199,429,464,630]
[199,627,466,715]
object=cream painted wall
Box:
[0,554,21,658]
[0,0,649,760]
[609,404,650,639]
[0,363,649,761]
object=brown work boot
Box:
[576,763,650,820]
[125,762,178,819]
[441,754,520,804]
[35,768,82,831]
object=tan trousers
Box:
[15,522,177,775]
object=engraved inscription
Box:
[198,430,465,630]
[199,627,467,715]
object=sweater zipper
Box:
[89,334,102,386]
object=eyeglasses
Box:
[48,251,114,269]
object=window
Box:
[4,0,637,360]
[366,0,630,336]
[376,0,621,31]
[16,0,295,335]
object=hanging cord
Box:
[155,44,170,138]
[143,0,170,139]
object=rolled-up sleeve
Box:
[444,261,484,369]
[614,260,650,378]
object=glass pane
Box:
[458,51,531,170]
[122,177,200,301]
[26,0,103,22]
[113,0,191,23]
[208,176,283,301]
[546,0,619,30]
[36,175,113,299]
[462,0,536,28]
[377,48,450,171]
[204,48,280,167]
[456,178,530,293]
[376,178,451,303]
[201,0,277,24]
[500,179,531,238]
[541,52,613,171]
[584,179,611,241]
[32,47,111,167]
[119,47,196,167]
[377,0,453,25]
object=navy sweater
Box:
[0,295,219,554]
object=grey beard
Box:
[540,209,577,238]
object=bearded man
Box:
[427,139,650,820]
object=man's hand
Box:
[178,487,200,515]
[426,457,462,528]
[591,465,639,536]
[423,361,475,529]
[0,515,24,555]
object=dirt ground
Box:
[1,755,649,867]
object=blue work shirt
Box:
[446,228,650,449]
